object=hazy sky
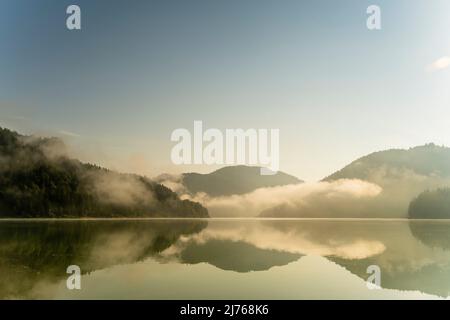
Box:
[1,0,449,181]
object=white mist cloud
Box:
[87,171,155,207]
[427,56,450,72]
[155,173,188,194]
[182,179,382,217]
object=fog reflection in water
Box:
[1,219,450,299]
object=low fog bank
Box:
[157,178,382,217]
[156,162,450,218]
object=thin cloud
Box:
[427,56,450,72]
[59,130,81,137]
[4,115,27,121]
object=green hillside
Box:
[0,127,208,218]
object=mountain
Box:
[408,188,450,219]
[180,166,302,197]
[261,144,450,218]
[324,144,450,183]
[0,127,208,218]
[323,144,450,217]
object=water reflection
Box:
[179,239,302,272]
[1,219,450,299]
[0,220,207,298]
[166,220,450,297]
[409,221,450,250]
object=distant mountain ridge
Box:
[324,144,450,183]
[181,165,302,197]
[261,144,450,219]
[0,127,208,218]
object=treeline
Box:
[408,188,450,219]
[0,127,208,218]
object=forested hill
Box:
[409,188,450,219]
[324,144,450,183]
[182,165,302,197]
[0,127,208,218]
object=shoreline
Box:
[0,217,449,222]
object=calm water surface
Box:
[1,219,450,299]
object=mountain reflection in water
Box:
[1,219,450,299]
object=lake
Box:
[1,219,450,299]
